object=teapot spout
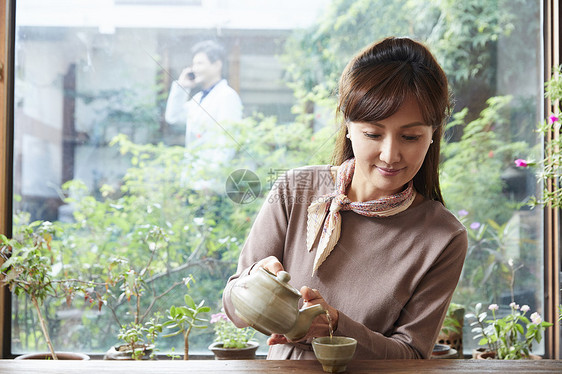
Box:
[284,304,325,341]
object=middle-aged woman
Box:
[222,36,468,360]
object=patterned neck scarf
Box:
[306,158,416,275]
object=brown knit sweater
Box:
[223,165,467,359]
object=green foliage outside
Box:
[440,96,529,224]
[8,0,544,355]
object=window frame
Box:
[544,0,561,359]
[0,0,560,359]
[0,0,15,359]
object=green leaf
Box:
[169,305,177,317]
[184,294,196,309]
[162,320,176,327]
[162,330,182,338]
[191,324,208,329]
[0,256,16,270]
[178,306,190,315]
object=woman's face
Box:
[347,97,433,202]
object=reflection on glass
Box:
[10,0,543,356]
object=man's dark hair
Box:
[191,40,226,64]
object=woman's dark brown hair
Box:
[332,37,451,204]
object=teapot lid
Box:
[259,267,301,297]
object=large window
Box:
[2,0,555,358]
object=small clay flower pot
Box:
[15,352,90,360]
[208,341,259,360]
[103,344,155,360]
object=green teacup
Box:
[312,336,357,373]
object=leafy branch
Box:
[163,290,210,360]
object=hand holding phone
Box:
[178,68,196,88]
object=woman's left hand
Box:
[267,286,339,345]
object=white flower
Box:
[509,302,520,310]
[489,304,499,311]
[521,305,530,313]
[531,312,542,325]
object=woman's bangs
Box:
[344,66,411,123]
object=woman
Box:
[222,37,467,360]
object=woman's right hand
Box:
[254,255,284,275]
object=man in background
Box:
[165,40,243,189]
[165,39,242,153]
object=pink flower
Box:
[458,209,469,217]
[521,305,530,313]
[470,222,481,230]
[210,312,229,324]
[509,302,520,310]
[489,304,499,311]
[514,159,528,167]
[531,312,542,325]
[549,115,559,124]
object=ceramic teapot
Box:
[231,267,325,341]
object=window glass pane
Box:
[9,0,544,357]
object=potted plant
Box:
[103,313,162,360]
[208,312,258,360]
[102,226,187,360]
[162,287,210,360]
[0,220,103,360]
[466,302,553,359]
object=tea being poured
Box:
[325,310,334,341]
